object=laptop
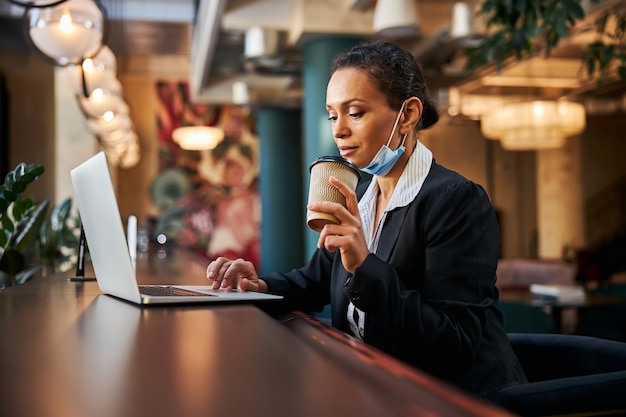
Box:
[70,151,283,305]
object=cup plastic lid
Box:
[309,155,361,179]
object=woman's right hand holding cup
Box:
[309,176,370,274]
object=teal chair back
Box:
[495,333,626,416]
[497,301,551,333]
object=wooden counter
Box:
[0,250,516,417]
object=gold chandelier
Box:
[481,100,586,151]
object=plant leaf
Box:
[0,192,9,213]
[50,198,72,232]
[13,200,49,251]
[2,214,15,234]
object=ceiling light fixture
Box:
[172,126,224,151]
[24,0,106,66]
[116,140,141,169]
[77,85,125,118]
[481,100,586,151]
[372,0,419,38]
[244,26,280,59]
[87,105,132,136]
[62,45,118,96]
[100,133,140,169]
[232,81,250,106]
[450,2,473,38]
[98,129,136,154]
[96,126,141,169]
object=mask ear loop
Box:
[385,99,408,149]
[398,133,408,148]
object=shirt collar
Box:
[358,141,433,246]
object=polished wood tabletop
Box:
[0,250,516,417]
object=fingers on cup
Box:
[307,156,360,233]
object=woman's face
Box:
[326,67,400,169]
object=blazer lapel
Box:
[375,207,410,262]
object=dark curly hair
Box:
[331,40,439,130]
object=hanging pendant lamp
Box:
[373,0,419,38]
[172,126,225,151]
[24,0,106,66]
[61,45,117,96]
[450,2,473,38]
[117,140,141,169]
[77,84,125,118]
[87,103,132,136]
[481,100,586,151]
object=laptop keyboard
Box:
[138,285,214,297]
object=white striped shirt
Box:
[347,141,434,340]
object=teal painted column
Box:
[256,107,304,274]
[302,36,365,257]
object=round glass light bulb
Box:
[101,132,140,168]
[118,140,141,169]
[25,0,105,66]
[61,46,117,95]
[88,111,132,135]
[78,88,125,118]
[99,128,136,147]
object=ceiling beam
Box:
[190,0,227,102]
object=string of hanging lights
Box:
[7,0,140,168]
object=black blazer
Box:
[263,160,527,397]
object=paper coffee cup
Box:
[307,156,361,232]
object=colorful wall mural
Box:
[152,81,261,268]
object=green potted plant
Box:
[0,162,46,288]
[465,0,626,80]
[38,197,80,275]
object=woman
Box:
[206,40,527,399]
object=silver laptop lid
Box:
[71,152,142,303]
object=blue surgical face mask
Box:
[361,100,408,176]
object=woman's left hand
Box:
[307,176,370,273]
